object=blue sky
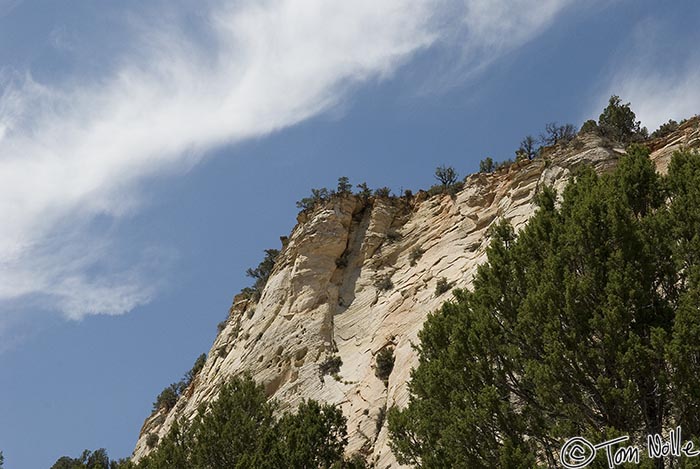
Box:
[0,1,699,467]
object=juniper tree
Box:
[389,147,700,468]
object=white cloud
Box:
[604,63,700,132]
[0,0,573,318]
[593,18,700,131]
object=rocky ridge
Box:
[133,118,700,467]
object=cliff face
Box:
[133,119,700,467]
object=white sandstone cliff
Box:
[133,119,700,467]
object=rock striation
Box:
[133,118,700,467]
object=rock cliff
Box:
[133,118,700,467]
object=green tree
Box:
[651,119,679,139]
[139,374,361,468]
[51,449,111,469]
[244,249,280,300]
[479,157,494,173]
[152,383,179,412]
[598,95,647,143]
[189,376,278,469]
[275,400,348,468]
[0,451,3,469]
[183,353,207,387]
[580,119,599,134]
[355,182,371,199]
[336,177,352,195]
[297,187,331,211]
[515,135,538,160]
[375,348,395,384]
[138,420,191,469]
[389,147,700,468]
[51,456,80,469]
[434,165,458,188]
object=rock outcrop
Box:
[133,118,700,467]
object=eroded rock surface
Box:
[133,120,700,467]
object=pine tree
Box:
[389,148,700,468]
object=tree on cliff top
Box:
[389,147,700,468]
[598,95,647,143]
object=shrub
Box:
[539,122,577,146]
[494,158,514,171]
[409,247,424,266]
[217,320,227,333]
[434,165,458,189]
[374,275,394,291]
[580,119,599,134]
[435,277,453,296]
[244,249,279,301]
[386,229,402,243]
[376,405,387,434]
[183,353,207,387]
[515,135,538,161]
[335,252,349,268]
[319,355,343,376]
[479,157,495,173]
[375,347,395,383]
[356,182,372,198]
[153,384,179,412]
[651,119,679,139]
[296,187,331,211]
[598,95,647,143]
[146,433,159,449]
[374,187,392,198]
[336,176,352,195]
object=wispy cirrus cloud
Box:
[592,16,700,131]
[0,0,575,319]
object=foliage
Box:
[386,229,402,243]
[51,449,111,469]
[374,275,394,291]
[580,119,599,134]
[375,347,395,383]
[598,95,647,143]
[319,355,343,376]
[389,148,700,468]
[276,400,348,468]
[146,434,159,449]
[374,187,392,198]
[296,187,331,211]
[152,353,208,412]
[494,158,514,171]
[0,451,3,469]
[355,182,372,198]
[409,247,424,266]
[539,122,577,146]
[137,375,361,469]
[335,252,349,268]
[434,277,452,296]
[153,384,180,412]
[479,157,495,173]
[336,176,353,196]
[183,353,207,387]
[376,405,387,435]
[434,165,458,189]
[245,249,280,300]
[651,119,679,139]
[515,135,538,160]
